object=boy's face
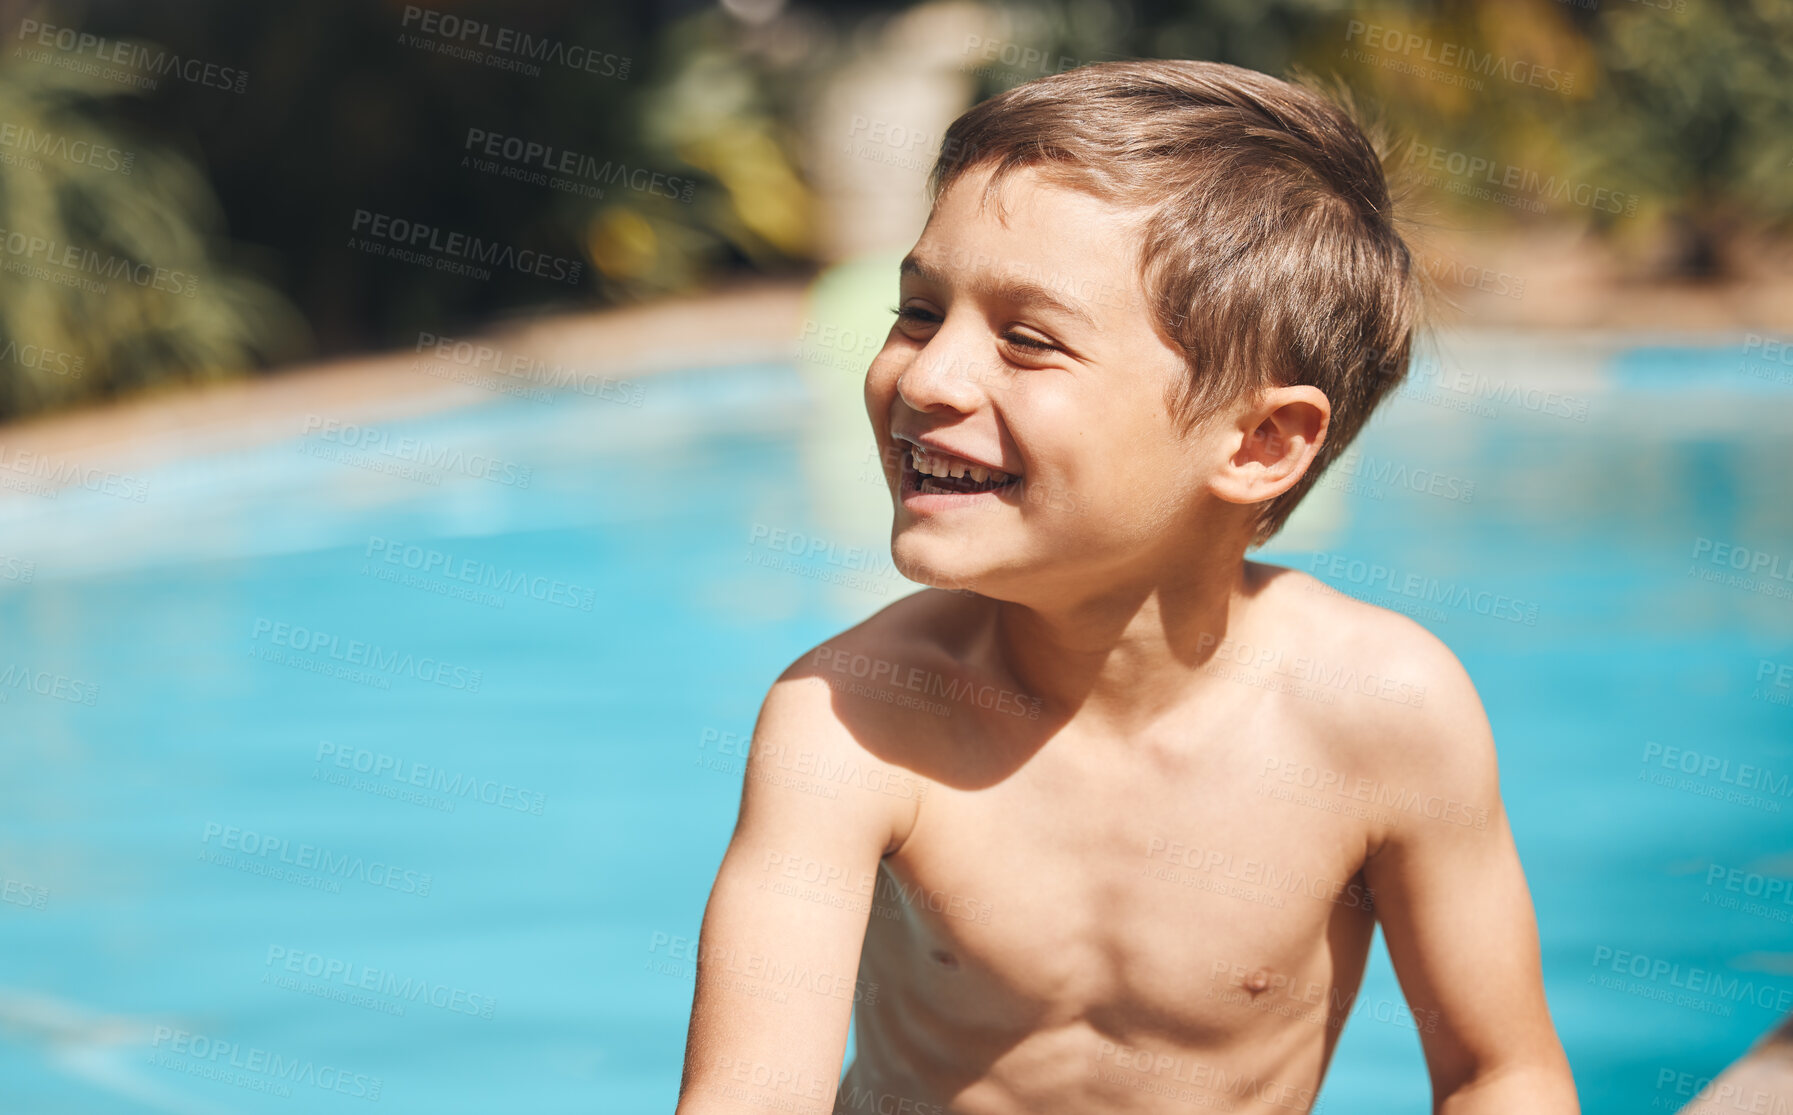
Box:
[864,162,1241,601]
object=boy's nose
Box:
[897,340,990,415]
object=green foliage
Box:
[0,43,301,421]
[1567,1,1793,250]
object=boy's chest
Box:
[869,717,1378,1033]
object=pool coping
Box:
[1678,1013,1793,1114]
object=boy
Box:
[677,60,1578,1114]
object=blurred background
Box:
[0,0,1789,1112]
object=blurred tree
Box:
[1565,0,1793,275]
[0,18,300,420]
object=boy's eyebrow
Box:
[899,254,1099,330]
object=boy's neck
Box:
[985,546,1260,732]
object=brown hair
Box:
[927,60,1422,546]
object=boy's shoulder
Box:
[766,588,995,721]
[1244,559,1476,702]
[1247,560,1502,831]
[747,591,983,852]
[783,585,984,673]
[756,587,990,750]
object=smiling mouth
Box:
[904,445,1020,496]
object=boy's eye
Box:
[891,306,1058,355]
[1002,331,1056,354]
[891,305,939,325]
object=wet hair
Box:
[928,59,1422,545]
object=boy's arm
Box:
[675,666,916,1115]
[1360,635,1579,1114]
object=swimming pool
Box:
[0,331,1788,1114]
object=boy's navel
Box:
[1242,967,1273,995]
[929,948,960,970]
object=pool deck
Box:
[1678,1014,1793,1114]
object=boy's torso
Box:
[817,565,1416,1115]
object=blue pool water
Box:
[0,338,1789,1114]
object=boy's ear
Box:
[1209,386,1331,506]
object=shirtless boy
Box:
[676,60,1578,1114]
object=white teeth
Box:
[909,447,943,477]
[906,444,1013,485]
